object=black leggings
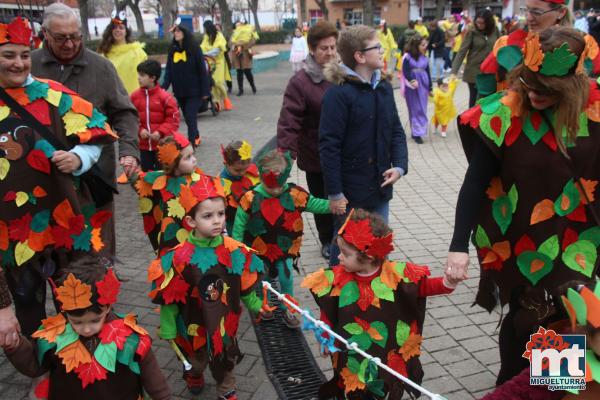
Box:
[305,171,334,246]
[468,82,478,108]
[236,69,255,92]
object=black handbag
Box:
[0,86,118,207]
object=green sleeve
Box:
[232,207,249,242]
[305,194,331,214]
[241,291,262,314]
[158,304,179,340]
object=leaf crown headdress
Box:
[256,149,293,188]
[157,132,190,168]
[337,209,394,259]
[53,268,121,312]
[221,140,253,163]
[0,16,33,47]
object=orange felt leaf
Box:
[91,228,104,252]
[301,269,329,294]
[491,241,511,261]
[241,270,258,291]
[367,326,383,341]
[124,314,149,336]
[251,237,267,255]
[153,206,163,224]
[530,199,555,225]
[0,25,7,42]
[331,285,342,296]
[147,259,163,282]
[290,188,308,207]
[580,287,600,328]
[152,174,167,190]
[380,260,402,289]
[485,177,504,200]
[239,191,254,211]
[31,314,66,343]
[77,129,92,143]
[585,34,600,60]
[492,36,508,57]
[288,236,302,256]
[57,339,92,372]
[135,178,153,198]
[500,90,522,117]
[5,87,29,106]
[52,199,76,229]
[28,229,53,252]
[561,295,577,332]
[560,194,571,212]
[223,236,241,252]
[32,186,47,198]
[178,185,197,212]
[523,33,544,72]
[371,296,381,308]
[577,179,597,204]
[481,251,498,264]
[530,258,545,274]
[586,101,600,122]
[193,334,207,350]
[69,95,93,117]
[0,221,8,251]
[399,333,422,361]
[55,273,92,311]
[157,143,179,166]
[340,367,366,393]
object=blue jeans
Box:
[430,55,444,83]
[328,201,390,267]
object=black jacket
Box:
[428,26,445,58]
[163,43,210,99]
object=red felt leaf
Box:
[260,197,284,225]
[332,266,354,288]
[507,29,528,46]
[74,358,108,389]
[261,171,280,188]
[342,219,373,251]
[490,116,503,137]
[479,248,503,271]
[387,350,407,377]
[24,100,50,126]
[173,242,195,267]
[159,189,175,203]
[3,191,16,202]
[51,225,74,249]
[215,244,232,267]
[6,17,32,46]
[480,54,498,74]
[33,376,49,399]
[162,275,190,304]
[98,319,132,349]
[354,316,370,332]
[356,281,374,311]
[9,213,32,242]
[224,311,241,337]
[541,131,558,152]
[136,334,151,358]
[26,149,51,174]
[96,269,120,306]
[90,211,112,229]
[175,335,193,356]
[190,175,218,203]
[45,80,77,95]
[459,105,483,129]
[53,199,76,229]
[282,211,301,232]
[566,204,587,222]
[67,215,85,236]
[514,234,536,256]
[588,80,600,106]
[265,243,284,262]
[530,112,542,131]
[212,327,223,356]
[403,263,430,283]
[562,228,579,251]
[143,215,156,234]
[505,117,522,146]
[366,234,393,258]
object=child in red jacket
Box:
[131,59,181,171]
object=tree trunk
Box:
[362,0,374,26]
[216,0,233,37]
[435,0,445,20]
[314,0,329,21]
[79,0,91,40]
[127,0,146,35]
[160,0,177,38]
[300,0,307,24]
[247,0,260,31]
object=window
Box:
[374,7,382,25]
[309,10,324,25]
[343,8,363,25]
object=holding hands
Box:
[444,251,469,288]
[330,197,348,215]
[0,306,20,351]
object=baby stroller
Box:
[198,55,219,116]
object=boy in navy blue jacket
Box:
[319,24,408,266]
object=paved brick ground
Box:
[0,60,502,399]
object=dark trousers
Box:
[236,69,256,92]
[468,82,478,108]
[140,150,159,172]
[177,96,203,142]
[304,171,334,246]
[443,47,452,69]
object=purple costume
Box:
[402,53,431,138]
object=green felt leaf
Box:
[347,356,361,374]
[344,322,364,335]
[370,321,388,348]
[371,277,394,302]
[94,341,117,373]
[475,73,498,97]
[36,337,56,365]
[517,251,553,285]
[492,196,512,235]
[523,112,549,145]
[339,281,359,307]
[508,185,518,213]
[577,112,589,138]
[350,332,372,351]
[88,109,107,128]
[497,45,523,71]
[166,176,185,196]
[30,210,51,233]
[567,287,587,325]
[477,91,504,114]
[538,234,559,260]
[580,227,600,247]
[479,105,511,147]
[251,194,262,213]
[58,93,73,116]
[366,359,379,382]
[161,251,174,272]
[249,254,264,273]
[143,170,163,184]
[117,332,139,374]
[190,247,218,273]
[474,225,491,249]
[0,244,15,268]
[317,270,334,297]
[395,320,410,347]
[34,139,56,158]
[562,240,597,278]
[246,217,266,236]
[277,236,292,252]
[358,358,369,383]
[81,204,96,220]
[229,249,245,275]
[163,222,179,241]
[73,228,92,251]
[26,80,49,101]
[367,379,385,397]
[540,43,578,76]
[55,324,78,352]
[279,192,295,211]
[554,179,581,216]
[586,349,600,382]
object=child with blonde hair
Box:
[431,77,458,138]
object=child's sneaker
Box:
[218,390,238,400]
[183,371,204,395]
[440,131,447,138]
[283,309,301,329]
[260,309,274,321]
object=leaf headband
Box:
[523,32,598,76]
[157,132,190,168]
[257,149,293,188]
[0,16,33,47]
[180,174,225,213]
[221,140,252,163]
[337,209,394,259]
[561,279,600,332]
[53,269,121,312]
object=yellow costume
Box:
[453,33,463,53]
[229,24,260,70]
[415,23,429,38]
[201,32,231,104]
[377,29,398,71]
[431,79,457,126]
[105,41,148,94]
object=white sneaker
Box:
[441,131,447,138]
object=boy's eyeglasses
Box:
[519,7,557,18]
[361,44,383,53]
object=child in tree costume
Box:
[133,133,204,254]
[453,27,600,384]
[232,149,332,328]
[0,16,117,336]
[2,254,170,400]
[218,140,259,234]
[149,175,267,399]
[302,209,459,399]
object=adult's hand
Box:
[150,132,161,141]
[120,156,139,178]
[381,168,401,187]
[0,306,20,349]
[330,197,348,215]
[446,251,470,282]
[52,150,82,174]
[140,129,150,140]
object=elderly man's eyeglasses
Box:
[519,7,557,18]
[45,30,83,44]
[519,76,555,96]
[361,43,383,53]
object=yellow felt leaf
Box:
[176,229,189,244]
[62,111,90,136]
[238,141,252,160]
[45,88,62,106]
[0,106,9,121]
[138,197,153,214]
[221,178,232,194]
[0,158,10,180]
[15,241,35,266]
[219,317,225,336]
[15,191,29,207]
[187,323,199,336]
[160,268,174,289]
[167,198,185,219]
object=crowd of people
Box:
[0,0,599,399]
